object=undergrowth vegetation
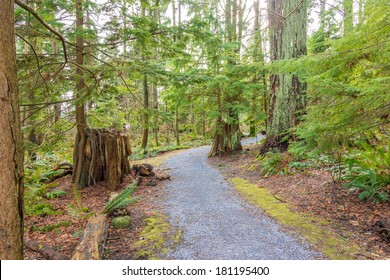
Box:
[102,180,140,215]
[258,140,390,203]
[257,0,390,203]
[24,153,65,216]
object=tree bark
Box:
[173,0,180,146]
[208,0,243,157]
[320,0,326,31]
[208,91,242,157]
[72,0,88,187]
[141,75,149,150]
[153,83,159,147]
[263,0,308,153]
[0,0,24,259]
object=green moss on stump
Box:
[111,216,131,229]
[230,177,361,260]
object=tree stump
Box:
[72,128,131,188]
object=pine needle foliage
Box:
[295,0,390,152]
[283,0,390,202]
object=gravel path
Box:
[162,136,321,259]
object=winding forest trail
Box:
[160,136,321,259]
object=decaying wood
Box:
[71,214,108,260]
[73,128,131,188]
[25,239,66,260]
[132,163,154,177]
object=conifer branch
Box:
[15,0,68,65]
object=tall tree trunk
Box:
[172,0,180,146]
[178,0,181,24]
[225,0,232,42]
[208,0,243,157]
[72,0,88,187]
[249,0,263,136]
[25,5,41,160]
[165,101,170,144]
[263,0,308,153]
[0,0,24,259]
[175,108,180,146]
[209,90,242,157]
[141,75,149,150]
[153,83,159,147]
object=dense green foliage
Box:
[14,0,390,205]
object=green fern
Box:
[102,179,140,214]
[344,170,389,203]
[258,149,283,177]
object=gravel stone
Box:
[161,136,322,259]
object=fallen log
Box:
[71,213,108,260]
[25,239,66,260]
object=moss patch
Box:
[231,177,362,259]
[31,221,71,233]
[111,216,131,229]
[134,213,182,260]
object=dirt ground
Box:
[208,143,390,260]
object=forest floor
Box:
[23,137,390,260]
[23,151,180,260]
